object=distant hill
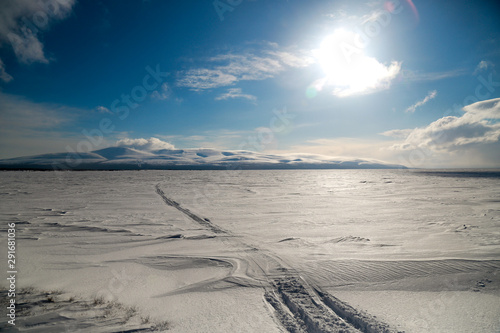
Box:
[0,147,407,170]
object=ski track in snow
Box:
[155,183,401,333]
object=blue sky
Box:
[0,0,499,167]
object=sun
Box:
[312,29,400,97]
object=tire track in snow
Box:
[155,184,401,333]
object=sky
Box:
[0,0,499,168]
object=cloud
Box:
[177,45,313,90]
[0,91,81,158]
[379,128,414,138]
[473,60,493,75]
[151,83,171,100]
[405,90,437,113]
[462,97,500,121]
[312,29,402,97]
[0,92,76,130]
[278,98,500,168]
[0,58,13,82]
[270,137,401,163]
[95,106,112,114]
[8,27,48,64]
[215,88,257,102]
[177,68,238,90]
[115,137,175,151]
[326,1,393,24]
[389,98,500,155]
[331,59,401,97]
[400,69,467,82]
[0,0,76,64]
[155,129,255,150]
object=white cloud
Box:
[0,0,76,64]
[8,27,48,64]
[116,137,175,151]
[379,128,414,138]
[462,97,500,122]
[405,90,437,113]
[177,68,238,90]
[0,58,13,82]
[95,106,112,114]
[215,88,257,102]
[312,29,402,97]
[473,60,492,75]
[274,98,500,168]
[332,59,401,97]
[177,46,313,90]
[151,83,172,100]
[389,98,500,153]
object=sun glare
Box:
[313,29,400,97]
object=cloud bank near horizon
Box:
[386,98,500,152]
[115,137,175,151]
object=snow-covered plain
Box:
[1,169,499,332]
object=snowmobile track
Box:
[155,184,402,333]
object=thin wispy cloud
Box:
[405,90,437,113]
[0,92,76,130]
[151,83,172,100]
[271,137,400,163]
[326,1,389,25]
[403,69,467,82]
[95,106,112,114]
[156,129,255,150]
[215,88,257,102]
[0,91,81,158]
[0,0,76,64]
[379,128,414,138]
[177,46,313,90]
[473,60,493,75]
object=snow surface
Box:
[0,147,406,170]
[1,169,499,332]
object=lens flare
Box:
[405,0,420,23]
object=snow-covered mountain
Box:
[0,147,406,170]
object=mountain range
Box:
[0,147,406,170]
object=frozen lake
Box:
[1,169,499,332]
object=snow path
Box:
[155,183,400,333]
